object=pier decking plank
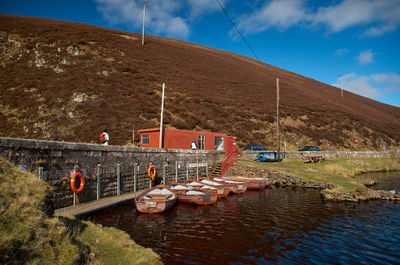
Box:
[54,191,142,217]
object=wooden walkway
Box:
[54,191,142,217]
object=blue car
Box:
[243,144,266,151]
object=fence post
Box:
[97,164,101,200]
[175,161,178,182]
[134,163,138,192]
[149,164,152,188]
[196,162,199,180]
[163,163,167,185]
[186,162,189,180]
[117,163,121,196]
[206,161,209,176]
[73,165,78,206]
[38,167,43,180]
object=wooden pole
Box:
[276,78,280,162]
[159,83,165,148]
[142,2,147,46]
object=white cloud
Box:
[188,0,227,18]
[95,0,226,39]
[237,0,308,35]
[357,49,375,65]
[332,72,400,100]
[236,0,400,37]
[95,0,189,38]
[335,48,349,56]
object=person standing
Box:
[100,130,110,145]
[191,138,197,150]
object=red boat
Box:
[168,182,217,205]
[223,176,267,190]
[135,185,177,214]
[184,179,229,198]
[211,177,247,194]
[198,178,232,197]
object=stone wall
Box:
[241,150,400,161]
[0,137,225,209]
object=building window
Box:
[198,135,205,150]
[215,136,224,151]
[142,134,150,145]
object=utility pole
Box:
[276,78,280,162]
[159,83,165,148]
[142,1,148,46]
[340,74,344,96]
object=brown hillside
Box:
[1,14,399,150]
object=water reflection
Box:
[360,171,400,191]
[83,185,400,264]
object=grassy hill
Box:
[1,14,399,150]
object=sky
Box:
[1,0,400,107]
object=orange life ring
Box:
[148,165,156,181]
[70,172,84,194]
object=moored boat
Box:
[135,185,177,214]
[185,179,228,198]
[223,176,267,190]
[168,182,217,205]
[212,177,247,193]
[198,178,232,197]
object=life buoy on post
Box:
[148,165,156,181]
[70,172,84,194]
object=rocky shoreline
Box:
[230,165,400,202]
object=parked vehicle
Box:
[298,146,321,151]
[257,151,284,162]
[243,144,266,151]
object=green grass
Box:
[240,157,400,193]
[0,157,162,265]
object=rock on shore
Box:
[321,189,400,202]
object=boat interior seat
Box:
[186,190,205,195]
[147,188,174,195]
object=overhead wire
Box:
[214,0,260,61]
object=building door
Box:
[198,135,205,150]
[215,136,224,151]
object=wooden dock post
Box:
[116,163,121,196]
[134,163,138,192]
[186,162,189,180]
[73,165,78,206]
[96,164,101,200]
[38,166,43,180]
[163,163,167,185]
[196,162,199,180]
[206,161,209,176]
[175,161,178,182]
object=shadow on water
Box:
[81,177,400,265]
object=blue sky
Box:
[1,0,400,107]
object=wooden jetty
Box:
[54,191,142,217]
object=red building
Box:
[138,128,238,176]
[138,128,235,153]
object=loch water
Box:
[82,173,400,265]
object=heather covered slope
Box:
[1,14,399,150]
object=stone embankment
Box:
[230,165,400,202]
